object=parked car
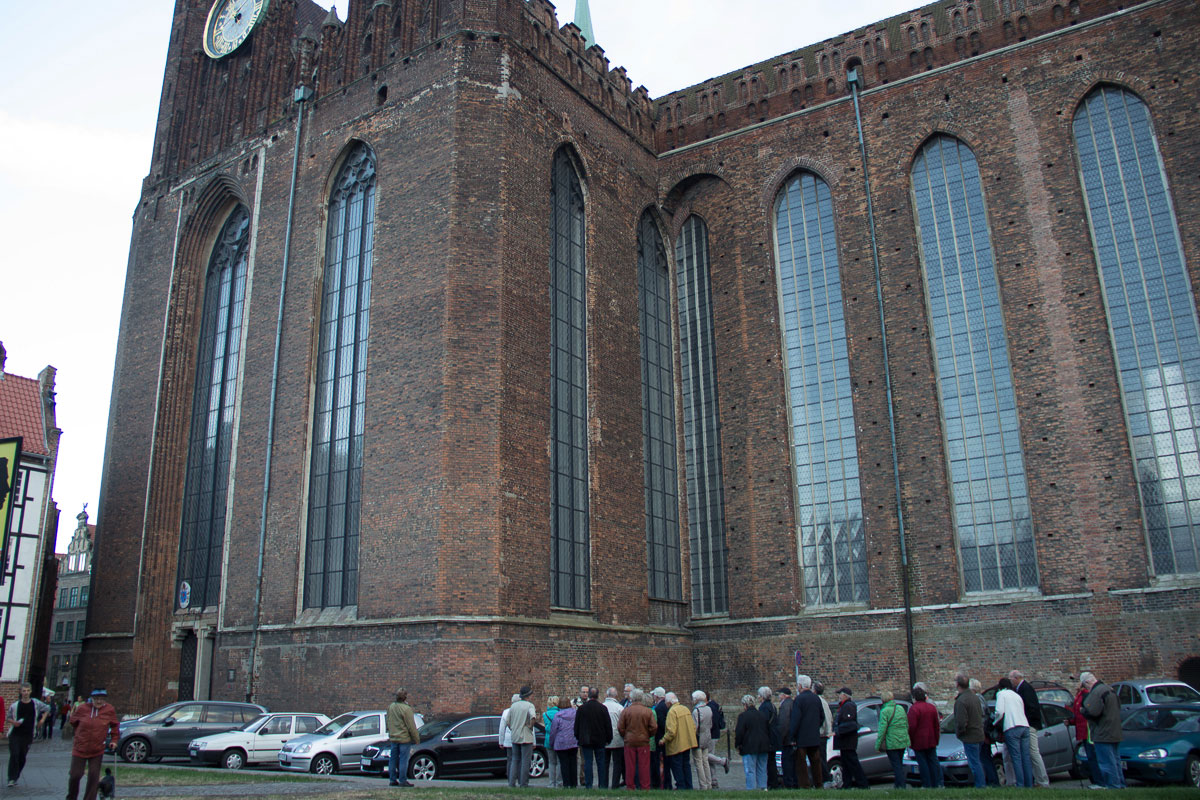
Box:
[982,680,1074,705]
[1076,703,1200,787]
[904,700,1079,785]
[1110,680,1200,718]
[118,700,268,763]
[278,710,423,774]
[360,715,547,781]
[188,712,330,769]
[778,697,911,788]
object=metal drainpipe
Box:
[246,84,313,703]
[846,67,918,688]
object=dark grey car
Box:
[119,700,268,763]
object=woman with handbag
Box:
[876,690,911,788]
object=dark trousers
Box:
[766,748,780,787]
[581,746,608,788]
[982,743,1001,786]
[886,748,907,788]
[795,745,823,788]
[610,746,625,787]
[667,750,693,789]
[840,747,869,789]
[781,745,797,787]
[624,745,650,789]
[7,734,32,782]
[650,747,672,789]
[66,754,104,800]
[556,748,578,787]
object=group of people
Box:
[4,683,120,800]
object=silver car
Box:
[278,709,424,774]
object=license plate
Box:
[361,758,371,767]
[280,756,291,764]
[189,749,198,756]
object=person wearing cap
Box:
[66,688,119,800]
[507,685,538,787]
[834,687,869,789]
[385,688,420,787]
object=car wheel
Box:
[409,753,438,781]
[120,737,150,763]
[310,753,337,775]
[1185,753,1200,788]
[827,758,844,789]
[529,748,547,778]
[221,748,246,770]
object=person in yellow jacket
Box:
[660,691,698,789]
[385,689,421,787]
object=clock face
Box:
[203,0,269,59]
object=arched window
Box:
[1074,86,1200,576]
[676,215,729,616]
[304,143,376,609]
[774,172,867,605]
[911,135,1038,593]
[638,212,681,601]
[177,204,250,610]
[550,147,589,609]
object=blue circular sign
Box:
[178,581,192,609]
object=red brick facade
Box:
[83,0,1200,718]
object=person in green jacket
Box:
[876,689,911,789]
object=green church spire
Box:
[574,0,595,46]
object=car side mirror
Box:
[162,719,175,727]
[258,729,270,735]
[445,731,456,741]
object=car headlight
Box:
[293,743,312,754]
[1136,748,1168,760]
[188,740,202,750]
[945,750,965,761]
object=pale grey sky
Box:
[0,0,917,551]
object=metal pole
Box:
[846,68,918,689]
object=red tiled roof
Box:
[0,374,49,456]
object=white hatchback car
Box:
[279,710,422,775]
[189,712,330,769]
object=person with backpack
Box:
[704,691,729,781]
[876,689,910,789]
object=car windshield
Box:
[313,713,357,736]
[241,714,269,732]
[1123,707,1200,733]
[940,713,956,734]
[417,720,455,740]
[1145,684,1200,704]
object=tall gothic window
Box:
[773,172,868,605]
[1075,86,1200,576]
[177,205,250,609]
[912,135,1038,593]
[550,147,589,609]
[305,144,376,609]
[676,215,729,615]
[638,212,681,602]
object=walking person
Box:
[908,684,944,787]
[876,689,910,789]
[543,695,562,787]
[690,691,714,789]
[704,691,730,782]
[507,686,538,787]
[386,688,420,787]
[1010,670,1050,787]
[65,688,119,800]
[575,687,613,788]
[735,693,771,790]
[834,687,869,789]
[7,683,45,787]
[661,691,698,789]
[1080,672,1124,789]
[550,697,580,788]
[618,688,657,790]
[953,674,986,788]
[790,675,824,789]
[994,677,1033,787]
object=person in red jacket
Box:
[67,688,120,800]
[907,684,944,787]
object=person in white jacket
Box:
[993,678,1032,787]
[603,688,625,787]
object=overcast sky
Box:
[0,0,917,551]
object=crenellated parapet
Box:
[653,0,1131,151]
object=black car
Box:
[360,715,547,780]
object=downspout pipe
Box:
[246,84,313,703]
[846,68,918,688]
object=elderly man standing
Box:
[789,675,824,788]
[1010,669,1049,787]
[386,688,421,787]
[661,691,698,789]
[650,687,671,789]
[757,686,782,789]
[1081,672,1124,789]
[690,691,714,789]
[835,688,869,789]
[618,689,657,789]
[953,674,986,787]
[605,687,627,788]
[507,686,538,787]
[576,687,613,788]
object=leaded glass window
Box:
[304,144,376,609]
[676,215,729,615]
[1074,86,1200,576]
[177,204,249,609]
[912,135,1038,593]
[550,147,590,609]
[773,172,868,605]
[638,212,681,601]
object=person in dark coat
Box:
[735,694,772,790]
[757,686,782,789]
[790,675,824,788]
[834,688,869,789]
[1009,670,1049,787]
[777,687,796,788]
[649,687,671,789]
[1080,672,1124,789]
[574,688,613,788]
